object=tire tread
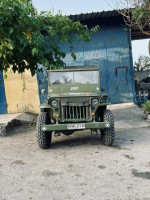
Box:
[102,109,115,146]
[36,112,52,149]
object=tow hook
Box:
[54,131,61,137]
[91,129,98,135]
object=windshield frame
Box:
[48,69,99,86]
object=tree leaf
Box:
[0,0,97,75]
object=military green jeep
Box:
[36,66,115,149]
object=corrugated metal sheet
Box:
[69,10,150,40]
[0,72,7,114]
[37,25,135,104]
[36,65,48,105]
[60,25,134,104]
[69,10,120,22]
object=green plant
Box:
[0,0,99,76]
[142,100,150,113]
[109,0,150,36]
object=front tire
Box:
[36,112,52,149]
[101,110,115,146]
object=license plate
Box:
[67,124,85,130]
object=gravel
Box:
[0,105,150,200]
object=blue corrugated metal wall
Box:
[36,64,48,105]
[37,24,135,104]
[60,25,135,103]
[0,72,7,114]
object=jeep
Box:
[36,66,115,149]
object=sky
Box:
[33,0,150,63]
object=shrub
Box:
[142,101,150,114]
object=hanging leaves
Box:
[0,0,99,75]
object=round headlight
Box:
[50,100,58,108]
[92,99,99,106]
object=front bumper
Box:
[42,122,110,132]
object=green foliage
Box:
[134,56,150,71]
[142,100,150,113]
[132,0,150,27]
[0,0,99,75]
[113,0,150,36]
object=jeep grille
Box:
[61,105,91,121]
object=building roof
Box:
[69,10,150,41]
[69,10,120,21]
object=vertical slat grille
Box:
[62,105,91,120]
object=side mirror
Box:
[102,94,108,100]
[41,89,46,94]
[101,88,105,92]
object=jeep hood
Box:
[48,84,100,98]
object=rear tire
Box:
[36,112,52,149]
[101,109,115,146]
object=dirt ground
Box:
[0,106,150,200]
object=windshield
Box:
[49,70,98,85]
[50,72,73,85]
[74,71,98,84]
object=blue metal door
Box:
[108,66,131,103]
[0,72,7,114]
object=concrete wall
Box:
[4,69,40,114]
[134,70,150,82]
[22,70,40,114]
